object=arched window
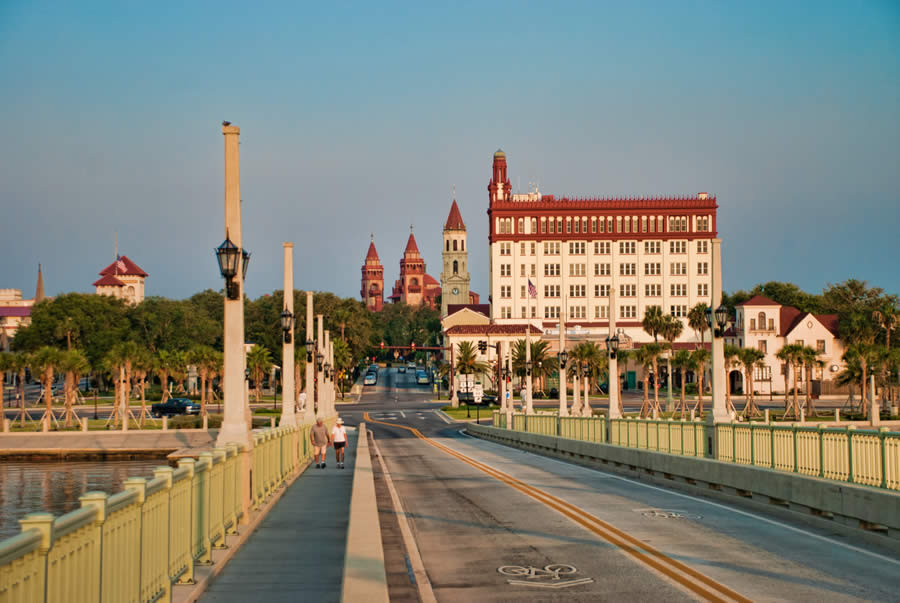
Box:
[758,312,766,330]
[453,260,458,274]
[453,240,458,251]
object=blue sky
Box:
[1,1,898,301]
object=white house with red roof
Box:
[725,295,845,395]
[93,255,148,305]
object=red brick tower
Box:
[397,227,426,306]
[360,235,384,311]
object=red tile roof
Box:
[99,255,148,277]
[444,200,466,230]
[445,324,543,336]
[737,295,779,307]
[365,241,380,262]
[93,274,126,287]
[447,304,490,317]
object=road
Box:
[340,367,899,602]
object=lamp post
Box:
[558,349,568,417]
[279,241,296,426]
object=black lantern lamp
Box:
[215,237,241,300]
[525,360,532,376]
[316,351,325,372]
[559,349,568,369]
[280,308,294,344]
[606,335,620,359]
[305,338,315,362]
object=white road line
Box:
[455,429,900,567]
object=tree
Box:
[58,349,89,428]
[670,350,695,418]
[30,346,63,427]
[737,347,766,418]
[691,348,710,414]
[246,345,272,403]
[687,303,709,349]
[642,306,665,343]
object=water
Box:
[0,460,164,540]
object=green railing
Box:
[0,421,320,603]
[609,418,707,458]
[716,423,900,491]
[493,412,606,443]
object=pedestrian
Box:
[332,417,347,469]
[310,417,330,468]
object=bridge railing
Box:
[491,412,606,443]
[0,421,319,603]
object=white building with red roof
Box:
[93,255,148,305]
[725,295,845,396]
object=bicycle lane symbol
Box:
[497,564,594,589]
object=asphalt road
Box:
[342,367,900,602]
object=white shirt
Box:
[331,425,347,443]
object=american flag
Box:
[527,279,537,299]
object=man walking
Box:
[310,417,330,468]
[331,417,347,469]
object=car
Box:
[364,372,377,386]
[416,370,430,385]
[151,398,201,417]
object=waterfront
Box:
[0,459,163,539]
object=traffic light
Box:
[478,340,487,353]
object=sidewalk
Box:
[200,432,358,603]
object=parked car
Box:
[151,398,201,417]
[364,372,377,386]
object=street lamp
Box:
[215,237,241,300]
[281,308,294,344]
[606,335,620,359]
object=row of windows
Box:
[497,214,713,235]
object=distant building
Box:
[0,265,45,351]
[725,295,845,395]
[93,255,148,305]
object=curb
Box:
[341,423,388,602]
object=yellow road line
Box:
[364,413,751,603]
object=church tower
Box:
[440,198,470,317]
[360,235,384,311]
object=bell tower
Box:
[440,195,470,317]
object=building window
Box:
[697,240,708,253]
[670,305,687,317]
[619,241,636,254]
[595,241,611,254]
[568,241,586,255]
[500,264,511,277]
[670,262,687,276]
[644,262,661,276]
[620,305,637,319]
[569,263,586,276]
[569,284,586,298]
[544,264,561,277]
[644,241,661,254]
[595,284,610,297]
[500,285,511,298]
[698,283,709,297]
[620,263,636,276]
[544,306,560,319]
[646,283,661,297]
[816,339,825,353]
[670,283,687,297]
[595,263,611,276]
[621,284,636,297]
[698,262,708,275]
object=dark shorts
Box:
[334,441,346,450]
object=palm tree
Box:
[659,315,684,412]
[691,348,710,414]
[687,303,710,349]
[737,347,766,418]
[58,349,89,428]
[670,350,695,418]
[187,345,216,415]
[246,345,273,403]
[30,346,63,428]
[642,306,665,343]
[723,344,741,414]
[776,343,804,419]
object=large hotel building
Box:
[487,149,716,345]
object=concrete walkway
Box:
[200,432,358,603]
